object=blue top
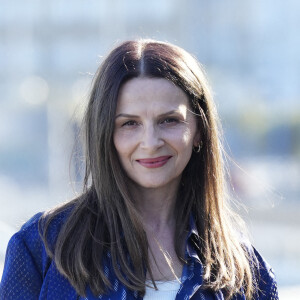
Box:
[0,210,278,300]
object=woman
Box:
[0,39,278,299]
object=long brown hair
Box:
[40,39,254,299]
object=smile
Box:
[136,156,172,168]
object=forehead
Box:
[116,77,189,113]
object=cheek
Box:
[113,132,136,160]
[168,127,195,148]
[113,133,123,158]
[182,128,195,145]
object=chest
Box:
[146,233,183,281]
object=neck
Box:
[129,180,180,234]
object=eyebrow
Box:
[115,110,183,119]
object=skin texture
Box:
[113,77,200,280]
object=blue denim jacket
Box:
[0,211,278,299]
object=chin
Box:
[134,176,179,190]
[137,182,166,189]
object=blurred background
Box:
[0,0,299,298]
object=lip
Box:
[136,156,172,168]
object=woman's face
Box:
[113,77,199,190]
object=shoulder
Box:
[39,204,74,247]
[0,208,77,299]
[0,213,48,298]
[252,247,278,299]
[15,212,43,242]
[18,204,72,247]
[244,243,278,299]
[0,207,74,297]
[4,206,73,274]
[5,212,45,267]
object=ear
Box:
[193,131,201,147]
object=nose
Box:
[140,124,164,151]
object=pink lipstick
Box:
[136,156,172,168]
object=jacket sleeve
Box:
[0,213,45,300]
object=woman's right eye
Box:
[122,120,138,127]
